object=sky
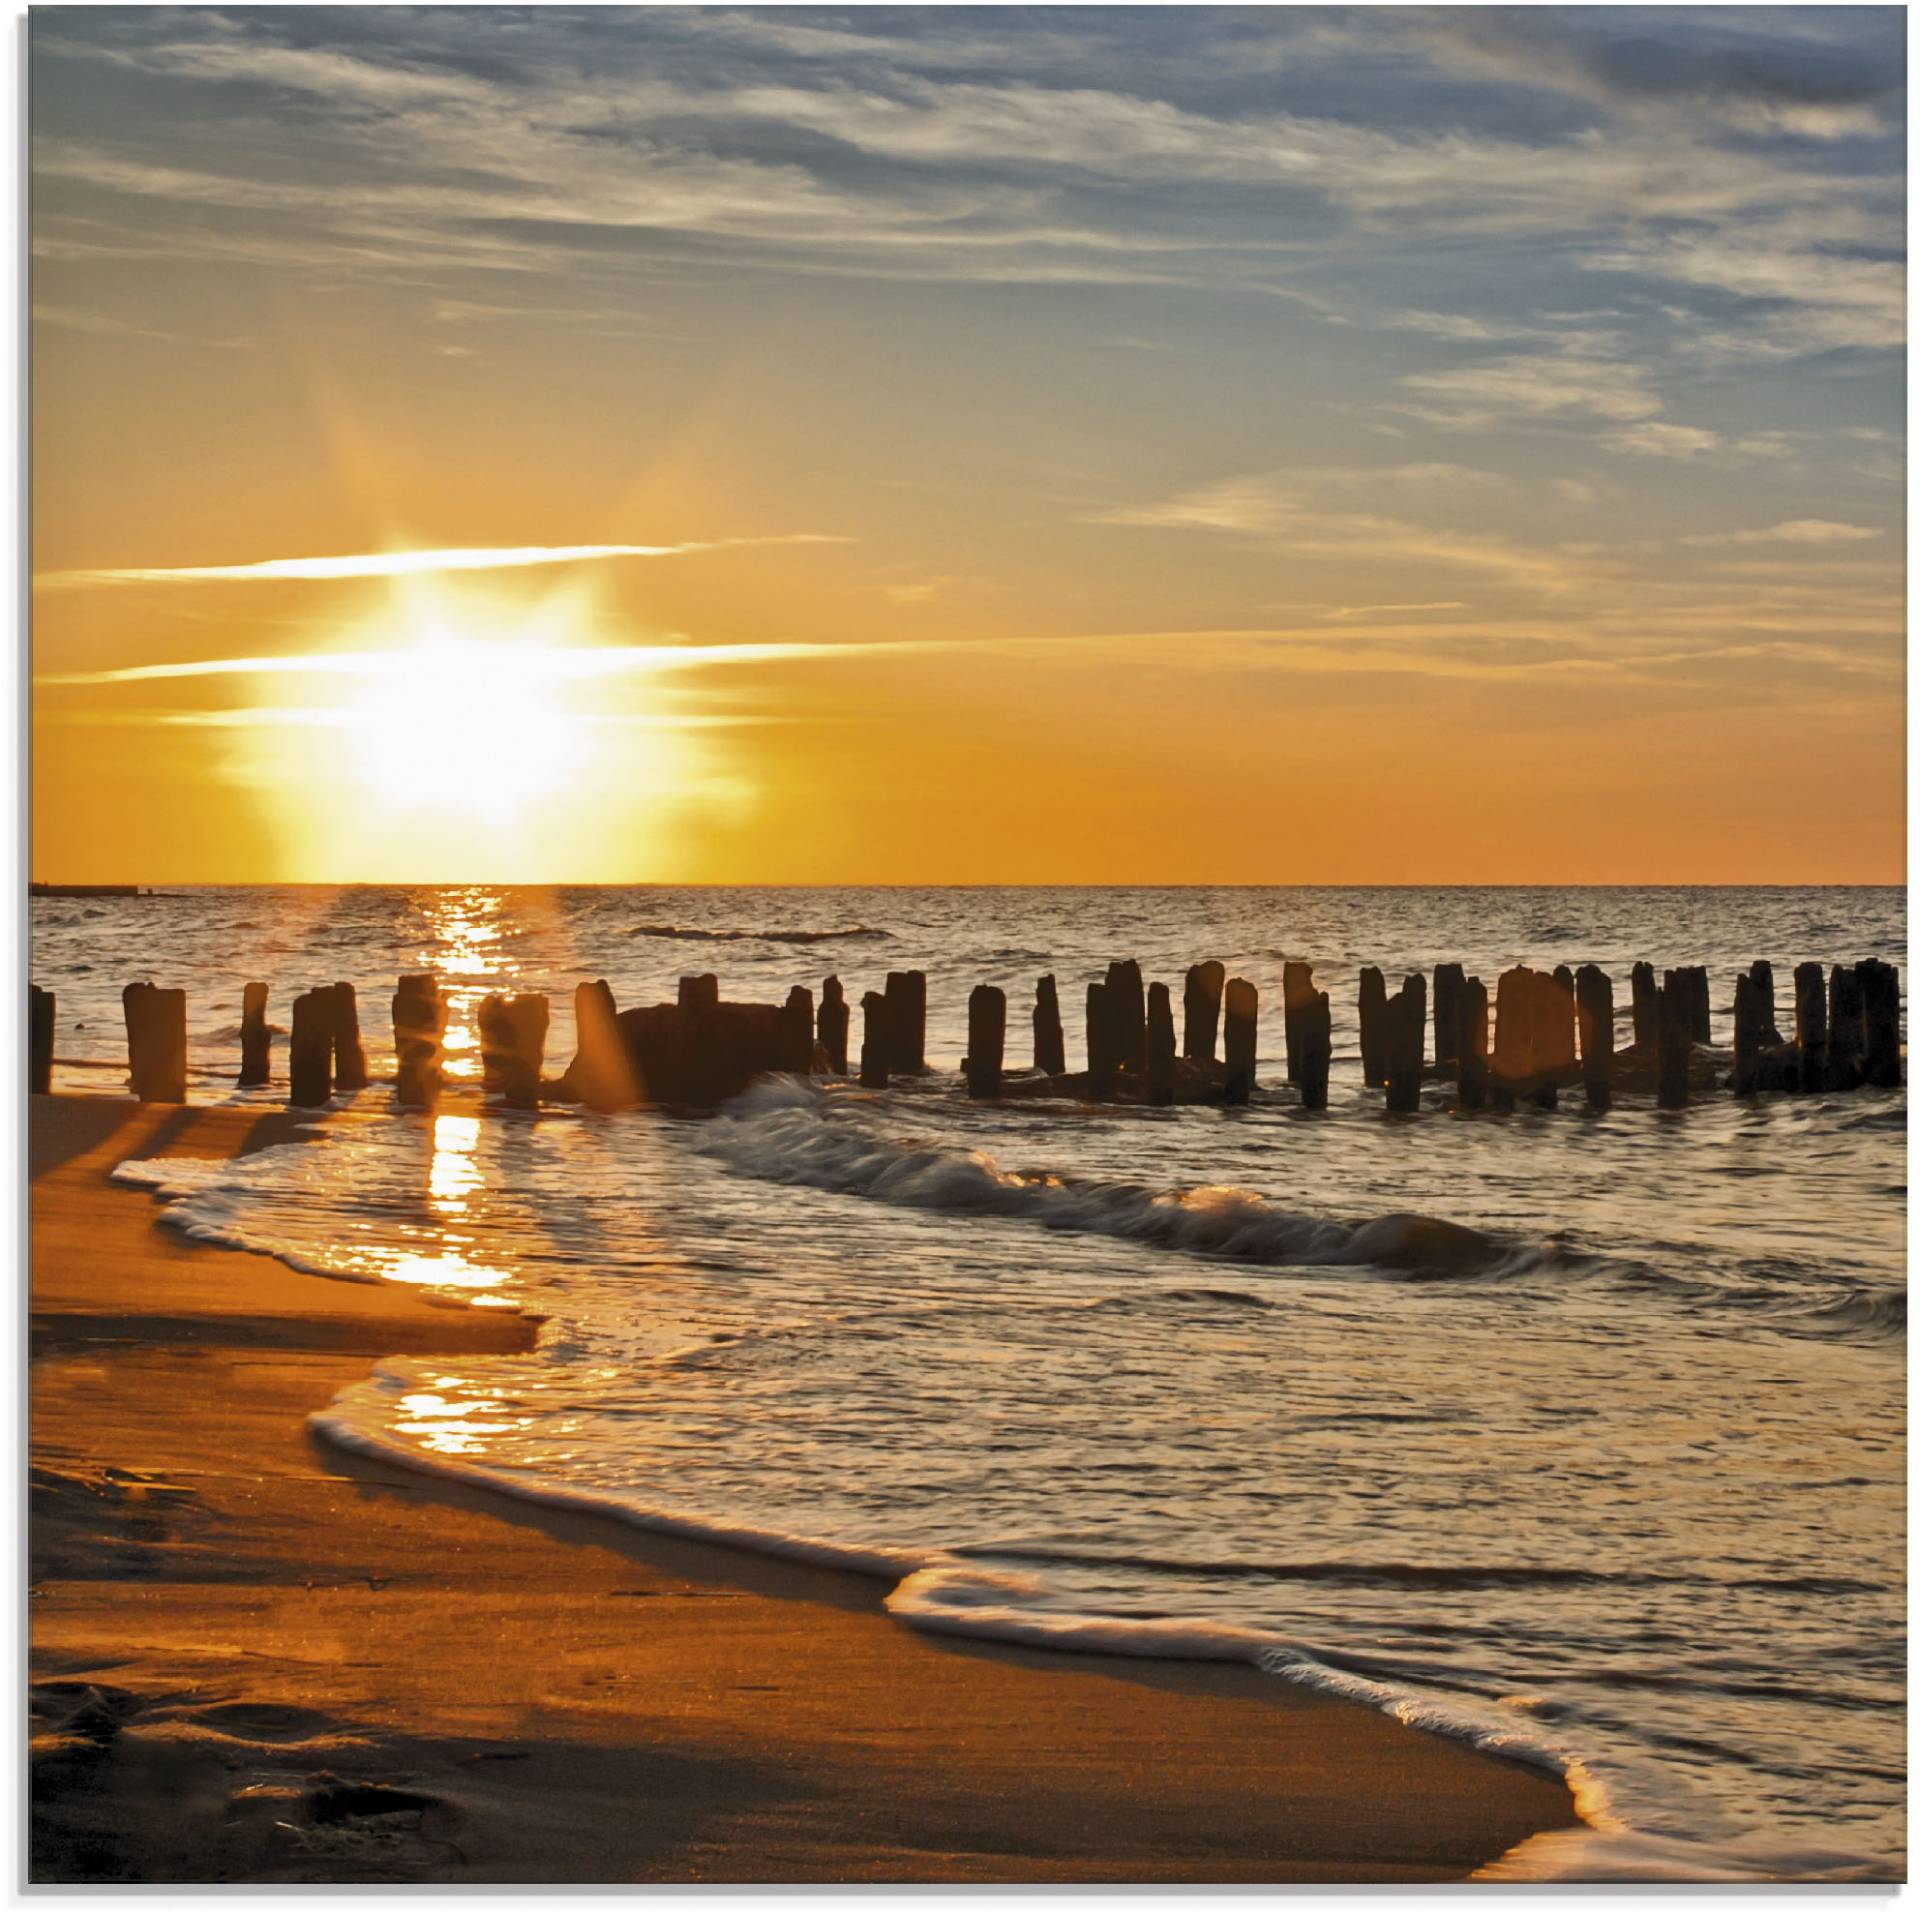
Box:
[30,4,1907,884]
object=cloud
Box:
[1400,351,1661,428]
[1598,422,1723,460]
[1681,520,1885,548]
[35,536,846,590]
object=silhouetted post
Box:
[1674,966,1710,1044]
[238,981,270,1087]
[1732,973,1764,1096]
[569,980,633,1110]
[122,982,186,1104]
[859,991,890,1089]
[1631,962,1657,1051]
[884,970,926,1074]
[1146,981,1176,1105]
[1793,962,1827,1092]
[29,986,53,1095]
[1085,982,1115,1097]
[1183,961,1224,1063]
[1105,960,1147,1073]
[1032,974,1066,1077]
[1827,966,1865,1091]
[1383,979,1423,1113]
[1543,966,1576,1104]
[1222,977,1257,1105]
[392,973,445,1110]
[1491,967,1535,1113]
[1574,964,1613,1113]
[500,994,549,1108]
[1432,964,1464,1071]
[1747,961,1781,1046]
[965,985,1006,1098]
[1860,959,1901,1089]
[289,988,333,1108]
[1297,986,1331,1111]
[818,976,850,1074]
[1358,966,1387,1087]
[1656,975,1691,1109]
[331,982,369,1092]
[680,973,719,1021]
[778,985,814,1075]
[479,993,509,1096]
[1279,962,1313,1085]
[1457,977,1489,1110]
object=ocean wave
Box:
[628,923,892,944]
[703,1077,1523,1278]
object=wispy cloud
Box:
[1681,519,1885,548]
[35,535,847,591]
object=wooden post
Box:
[818,976,850,1074]
[884,970,926,1074]
[1222,977,1257,1105]
[1574,964,1613,1112]
[1859,959,1901,1089]
[1491,967,1535,1112]
[1085,983,1115,1098]
[965,985,1006,1098]
[29,985,53,1095]
[238,981,270,1087]
[1033,974,1066,1076]
[1282,962,1315,1085]
[289,988,333,1108]
[568,980,633,1110]
[1827,966,1865,1091]
[500,994,549,1108]
[1456,977,1489,1110]
[392,973,445,1110]
[1540,967,1575,1108]
[331,982,369,1092]
[1383,978,1422,1113]
[1358,966,1387,1087]
[1432,964,1464,1071]
[859,991,890,1089]
[1146,981,1175,1105]
[1631,961,1657,1051]
[778,985,814,1075]
[1747,961,1781,1046]
[1656,975,1691,1109]
[1732,973,1763,1096]
[1673,966,1710,1044]
[680,973,719,1021]
[1793,961,1827,1092]
[122,982,186,1104]
[479,993,510,1096]
[1105,960,1147,1074]
[1183,961,1224,1063]
[1297,986,1331,1111]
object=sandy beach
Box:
[28,1091,1582,1884]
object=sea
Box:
[32,884,1907,1881]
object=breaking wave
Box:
[629,923,892,944]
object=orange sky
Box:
[30,8,1906,884]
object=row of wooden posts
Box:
[25,954,1902,1111]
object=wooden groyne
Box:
[35,950,1906,1117]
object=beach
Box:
[29,1091,1583,1884]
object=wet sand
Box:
[29,1093,1582,1883]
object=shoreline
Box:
[31,1090,1583,1883]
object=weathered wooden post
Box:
[1859,959,1901,1089]
[29,985,53,1095]
[122,982,186,1104]
[818,976,850,1075]
[884,970,927,1074]
[1674,966,1711,1044]
[1457,977,1489,1110]
[1656,975,1691,1109]
[1033,974,1066,1077]
[1297,985,1331,1111]
[1731,972,1767,1096]
[500,994,550,1108]
[1146,981,1176,1105]
[680,973,719,1021]
[1358,966,1387,1087]
[1282,962,1314,1084]
[1827,966,1865,1091]
[1085,982,1116,1098]
[1183,961,1224,1063]
[478,993,510,1096]
[965,985,1006,1098]
[1631,961,1658,1051]
[1574,964,1613,1112]
[238,981,270,1087]
[1432,964,1464,1072]
[392,973,446,1109]
[1222,977,1257,1105]
[1105,960,1147,1074]
[1383,978,1423,1113]
[1491,967,1534,1113]
[859,991,890,1089]
[1793,962,1827,1092]
[1746,962,1781,1046]
[331,982,370,1092]
[567,979,633,1110]
[1543,967,1576,1105]
[778,985,814,1075]
[289,988,333,1108]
